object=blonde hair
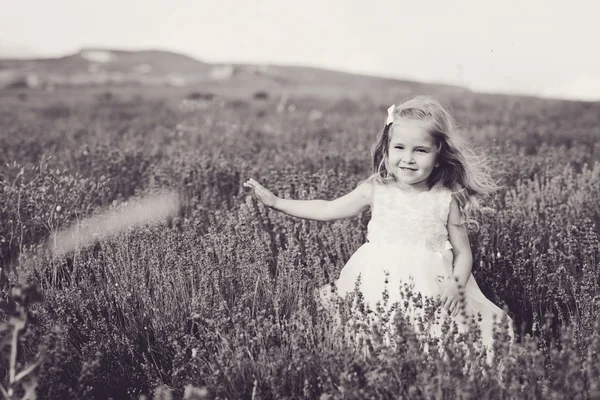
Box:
[361,95,501,230]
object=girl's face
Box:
[386,119,439,190]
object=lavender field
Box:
[1,86,599,399]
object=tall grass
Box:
[1,89,599,398]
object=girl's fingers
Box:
[244,182,269,200]
[443,298,452,310]
[451,301,458,317]
[245,180,261,191]
[443,297,457,313]
[246,179,265,191]
[244,180,274,206]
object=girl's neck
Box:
[391,180,432,194]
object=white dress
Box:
[319,180,514,352]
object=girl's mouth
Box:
[400,167,417,171]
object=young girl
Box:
[243,95,514,355]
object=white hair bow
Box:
[386,104,395,125]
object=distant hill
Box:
[0,48,469,96]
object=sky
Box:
[1,0,599,101]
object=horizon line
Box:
[1,45,598,103]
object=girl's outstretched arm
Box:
[243,178,371,222]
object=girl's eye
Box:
[417,149,427,153]
[394,146,404,149]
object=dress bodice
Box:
[366,181,453,254]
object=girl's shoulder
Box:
[434,183,455,204]
[355,179,375,207]
[431,180,453,194]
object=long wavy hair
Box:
[361,95,501,230]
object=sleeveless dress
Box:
[319,180,514,353]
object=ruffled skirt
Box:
[318,241,514,357]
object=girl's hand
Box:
[440,278,461,317]
[243,178,279,208]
